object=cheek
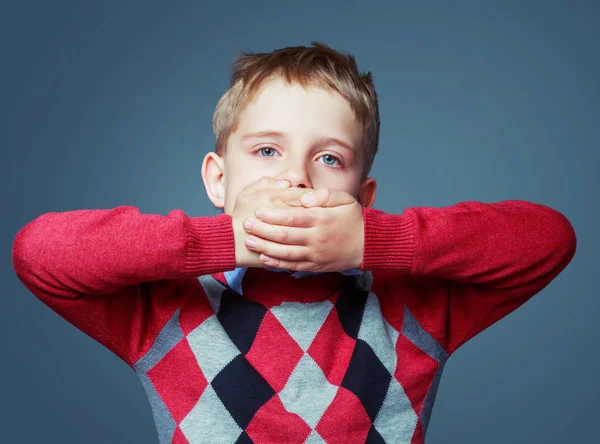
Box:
[320,177,357,194]
[223,184,241,213]
[222,177,260,213]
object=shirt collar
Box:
[223,266,364,295]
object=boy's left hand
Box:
[242,188,364,272]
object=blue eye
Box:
[258,147,277,157]
[256,148,342,168]
[319,154,341,167]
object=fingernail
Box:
[255,208,264,218]
[276,180,289,188]
[243,219,252,230]
[246,237,256,248]
[261,255,271,263]
[302,192,315,204]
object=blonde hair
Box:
[212,41,380,179]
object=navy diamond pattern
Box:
[341,339,392,421]
[218,290,268,354]
[212,354,276,429]
[366,426,386,443]
[335,279,369,339]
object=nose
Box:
[285,178,310,188]
[280,164,312,189]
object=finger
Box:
[260,254,315,271]
[241,176,290,196]
[243,217,309,244]
[301,188,356,208]
[241,178,312,209]
[270,187,318,208]
[244,235,309,261]
[258,187,311,209]
[254,206,316,228]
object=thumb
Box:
[301,188,356,208]
[242,176,290,195]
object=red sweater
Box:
[12,201,576,443]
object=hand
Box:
[232,176,318,268]
[242,187,364,272]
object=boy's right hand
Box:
[232,176,313,268]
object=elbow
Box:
[549,208,577,267]
[12,214,50,283]
[12,221,35,282]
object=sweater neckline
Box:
[211,267,349,304]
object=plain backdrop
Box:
[2,1,598,442]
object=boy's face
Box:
[202,76,376,214]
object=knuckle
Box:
[320,237,332,249]
[238,193,250,205]
[280,247,291,260]
[251,223,261,237]
[287,211,297,227]
[312,250,325,264]
[279,229,288,243]
[304,250,314,265]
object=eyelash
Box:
[255,146,343,168]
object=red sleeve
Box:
[361,200,577,355]
[11,206,236,368]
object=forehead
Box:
[235,77,363,147]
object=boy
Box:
[12,42,577,443]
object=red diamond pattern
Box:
[308,308,356,386]
[393,333,439,417]
[410,417,425,444]
[315,386,371,443]
[246,311,304,392]
[171,426,190,444]
[146,338,208,424]
[245,394,311,443]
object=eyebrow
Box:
[241,130,355,152]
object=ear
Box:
[357,177,376,208]
[201,151,226,209]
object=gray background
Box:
[2,0,598,442]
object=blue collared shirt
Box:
[223,266,364,295]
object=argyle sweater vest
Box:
[12,201,576,443]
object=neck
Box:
[230,267,349,305]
